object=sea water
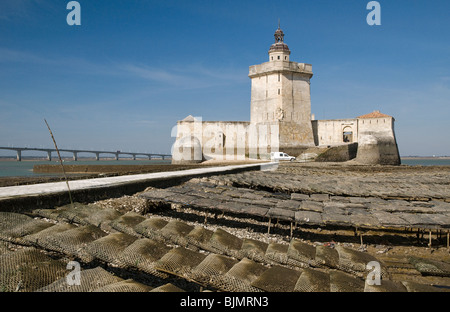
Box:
[0,159,172,177]
[0,158,448,178]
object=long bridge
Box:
[0,146,171,161]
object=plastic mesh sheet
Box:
[336,246,389,278]
[209,229,243,258]
[37,225,107,262]
[134,217,169,241]
[83,232,137,265]
[287,239,318,267]
[0,217,54,245]
[0,248,67,292]
[110,212,146,236]
[265,243,289,265]
[0,212,33,233]
[190,254,238,289]
[32,207,67,221]
[37,266,123,292]
[117,238,171,279]
[185,226,215,251]
[55,203,96,224]
[154,247,207,279]
[223,258,267,292]
[251,265,302,292]
[0,241,10,256]
[329,270,365,292]
[401,281,448,292]
[240,238,268,263]
[315,245,339,269]
[150,283,186,292]
[23,223,76,247]
[294,268,330,292]
[364,280,407,292]
[408,257,450,277]
[93,279,153,292]
[159,220,194,247]
[83,208,123,231]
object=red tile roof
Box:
[357,110,392,119]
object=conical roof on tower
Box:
[269,23,290,53]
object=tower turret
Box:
[268,25,290,62]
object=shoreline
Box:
[0,160,265,187]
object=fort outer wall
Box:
[353,115,400,165]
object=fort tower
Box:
[248,26,315,155]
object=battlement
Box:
[249,61,313,78]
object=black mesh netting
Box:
[208,229,243,259]
[110,212,146,236]
[408,256,450,277]
[336,246,389,278]
[133,217,168,241]
[265,243,289,265]
[154,247,207,279]
[33,225,107,263]
[221,258,267,292]
[83,232,138,265]
[0,248,67,292]
[190,254,238,290]
[0,216,54,245]
[93,279,154,292]
[37,266,123,292]
[251,265,302,292]
[240,238,268,263]
[149,283,186,292]
[116,238,171,279]
[159,220,194,247]
[329,270,365,292]
[185,226,215,251]
[294,268,330,292]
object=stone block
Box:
[291,193,310,201]
[294,210,323,225]
[299,201,324,213]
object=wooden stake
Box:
[267,217,271,234]
[447,231,449,250]
[428,230,432,248]
[44,119,74,208]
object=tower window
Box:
[278,73,280,82]
[277,55,280,60]
[271,56,273,60]
[285,56,287,60]
[278,89,280,95]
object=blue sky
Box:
[0,0,449,156]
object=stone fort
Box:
[172,26,400,165]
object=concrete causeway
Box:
[0,162,277,203]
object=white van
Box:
[270,152,296,162]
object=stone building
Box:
[172,26,400,165]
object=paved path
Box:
[0,162,277,200]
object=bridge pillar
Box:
[16,150,22,162]
[133,154,136,160]
[95,153,100,161]
[148,155,152,160]
[73,152,78,161]
[162,156,165,160]
[115,153,119,161]
[47,151,52,161]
